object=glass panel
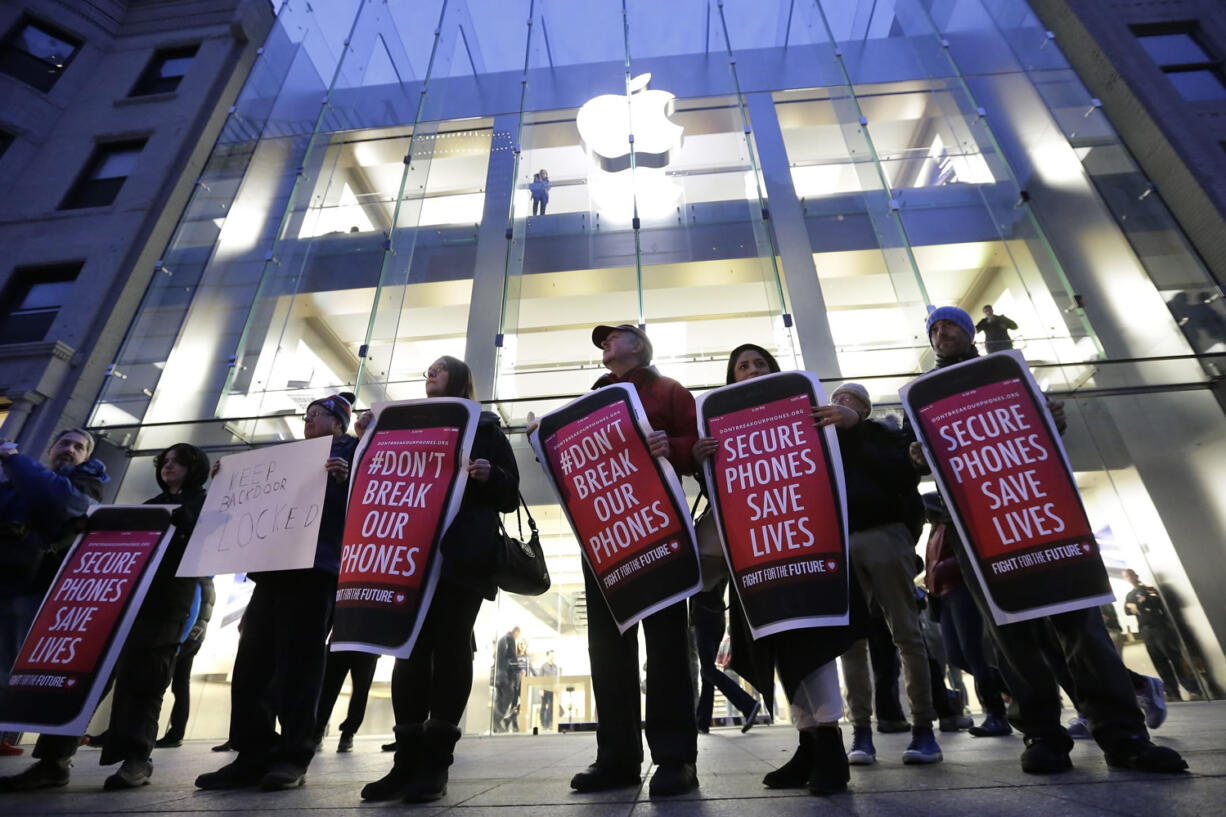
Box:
[1137,33,1211,66]
[1166,69,1226,102]
[14,21,76,65]
[93,147,142,180]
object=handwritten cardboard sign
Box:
[177,435,331,576]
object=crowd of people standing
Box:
[0,307,1197,800]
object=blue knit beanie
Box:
[926,306,975,346]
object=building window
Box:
[1132,22,1226,102]
[60,139,147,210]
[0,16,82,93]
[131,44,198,96]
[0,130,12,159]
[0,262,81,344]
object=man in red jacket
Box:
[569,324,700,797]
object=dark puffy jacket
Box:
[313,433,360,574]
[439,411,520,599]
[133,487,208,646]
[836,419,922,535]
[0,454,108,596]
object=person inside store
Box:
[567,323,700,797]
[975,305,1018,353]
[690,344,870,795]
[0,429,109,760]
[493,626,522,732]
[530,169,551,216]
[1123,568,1202,702]
[361,356,519,803]
[1,442,208,791]
[195,393,357,792]
[907,306,1186,775]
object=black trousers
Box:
[391,577,484,728]
[582,560,696,767]
[164,635,203,739]
[1140,624,1200,697]
[35,639,178,766]
[952,544,1145,748]
[314,648,379,739]
[229,569,335,769]
[866,610,906,722]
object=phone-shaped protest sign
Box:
[698,371,849,637]
[531,384,699,633]
[901,351,1111,624]
[331,398,478,657]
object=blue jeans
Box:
[938,585,1007,719]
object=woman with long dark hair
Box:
[362,355,519,803]
[691,343,865,797]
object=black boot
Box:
[808,726,849,796]
[402,719,461,803]
[762,730,814,789]
[361,724,423,801]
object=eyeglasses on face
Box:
[424,365,446,378]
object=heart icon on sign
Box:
[670,542,679,551]
[827,561,837,571]
[394,593,406,605]
[1082,544,1092,553]
[66,678,77,687]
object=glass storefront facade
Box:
[87,0,1226,735]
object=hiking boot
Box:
[902,727,942,764]
[0,758,71,792]
[939,714,973,732]
[969,715,1012,737]
[648,762,698,796]
[847,726,876,765]
[337,731,354,753]
[1104,738,1188,774]
[762,730,813,788]
[808,727,849,797]
[571,762,642,792]
[104,759,152,790]
[362,724,422,801]
[195,757,266,790]
[1136,676,1168,730]
[1020,736,1073,774]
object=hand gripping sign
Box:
[330,398,478,657]
[900,351,1111,625]
[0,506,175,735]
[697,371,849,638]
[531,384,699,633]
[178,435,332,577]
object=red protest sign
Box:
[533,385,699,631]
[698,372,849,637]
[1,506,174,735]
[902,352,1111,624]
[331,399,478,657]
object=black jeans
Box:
[583,560,696,767]
[315,649,378,739]
[939,585,1007,719]
[391,577,484,728]
[691,591,756,727]
[229,569,335,770]
[1140,624,1200,698]
[34,639,178,766]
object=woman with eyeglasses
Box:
[362,356,519,803]
[195,392,357,793]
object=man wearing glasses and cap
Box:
[569,324,701,797]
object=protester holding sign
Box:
[693,344,865,796]
[904,306,1185,775]
[196,393,357,792]
[0,443,208,791]
[565,323,700,797]
[361,356,518,803]
[0,429,107,758]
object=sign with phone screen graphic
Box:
[697,371,849,637]
[330,398,478,657]
[901,351,1111,624]
[0,506,175,735]
[531,385,699,633]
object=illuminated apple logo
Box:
[577,73,684,173]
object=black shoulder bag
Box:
[492,490,551,596]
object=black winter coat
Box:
[131,487,209,647]
[439,411,520,600]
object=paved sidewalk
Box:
[2,701,1223,816]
